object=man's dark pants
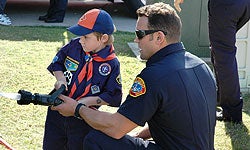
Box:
[83,130,162,150]
[208,0,250,122]
[47,0,68,21]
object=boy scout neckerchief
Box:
[69,45,116,100]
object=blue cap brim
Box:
[67,24,92,36]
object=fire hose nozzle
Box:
[17,85,66,106]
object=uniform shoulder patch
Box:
[129,77,146,97]
[116,74,122,85]
[64,56,79,71]
[52,56,58,63]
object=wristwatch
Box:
[74,103,86,119]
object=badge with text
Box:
[129,77,146,97]
[99,63,111,76]
[64,56,79,71]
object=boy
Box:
[43,9,122,149]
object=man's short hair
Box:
[136,2,182,41]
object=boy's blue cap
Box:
[67,9,114,36]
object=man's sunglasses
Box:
[135,30,167,40]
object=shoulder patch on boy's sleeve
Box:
[116,74,122,85]
[52,56,58,63]
[129,77,146,98]
[64,56,79,71]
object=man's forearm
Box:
[78,105,125,139]
[52,95,137,139]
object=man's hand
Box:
[51,95,78,116]
[174,0,184,12]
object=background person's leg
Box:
[208,0,249,123]
[38,0,55,21]
[0,0,6,14]
[53,0,68,21]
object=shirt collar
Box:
[146,42,185,66]
[90,45,113,59]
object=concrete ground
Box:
[4,0,137,32]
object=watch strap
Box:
[74,103,86,119]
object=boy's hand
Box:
[55,80,68,90]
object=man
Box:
[52,2,217,149]
[38,0,68,23]
[174,0,250,123]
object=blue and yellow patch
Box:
[64,56,79,71]
[129,77,146,97]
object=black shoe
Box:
[45,18,63,23]
[38,15,48,21]
[216,108,224,121]
[216,108,242,124]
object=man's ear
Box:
[155,31,166,44]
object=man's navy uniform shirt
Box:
[118,43,217,149]
[47,38,122,107]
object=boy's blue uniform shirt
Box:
[47,37,122,107]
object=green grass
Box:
[0,26,250,150]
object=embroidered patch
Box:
[52,56,58,63]
[129,77,146,97]
[99,63,111,76]
[116,74,122,85]
[91,85,100,94]
[85,54,92,62]
[64,56,79,71]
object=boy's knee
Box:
[83,130,102,149]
